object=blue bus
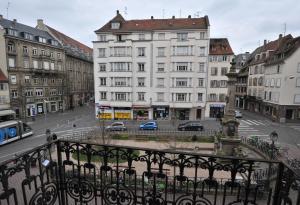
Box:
[0,120,33,146]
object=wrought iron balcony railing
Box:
[0,140,299,205]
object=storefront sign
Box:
[97,113,112,119]
[210,104,225,108]
[115,112,131,119]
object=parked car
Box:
[105,122,127,131]
[139,121,158,130]
[178,121,204,131]
[235,110,243,118]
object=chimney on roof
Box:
[264,39,267,45]
[279,34,283,39]
[13,19,17,22]
[116,10,119,15]
[188,15,191,18]
[0,15,3,20]
[151,16,154,19]
[172,16,175,19]
[37,19,44,27]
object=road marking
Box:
[241,120,252,125]
[251,120,266,125]
[245,120,260,125]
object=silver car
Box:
[235,110,242,118]
[105,122,127,131]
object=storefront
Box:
[153,106,169,120]
[37,103,44,114]
[95,105,113,119]
[133,107,149,120]
[50,102,57,112]
[174,109,190,120]
[114,107,131,120]
[209,104,225,118]
[26,104,36,117]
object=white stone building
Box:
[205,38,234,118]
[263,36,300,122]
[93,11,210,120]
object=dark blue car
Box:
[139,121,158,130]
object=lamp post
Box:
[266,131,278,189]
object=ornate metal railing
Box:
[1,140,300,205]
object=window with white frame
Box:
[176,62,188,71]
[111,47,131,57]
[177,33,188,41]
[111,62,131,71]
[10,75,17,84]
[199,47,206,56]
[137,77,145,87]
[0,83,7,91]
[199,63,205,72]
[98,48,106,57]
[115,93,126,101]
[158,33,165,40]
[219,94,226,102]
[33,78,38,85]
[157,78,164,87]
[211,67,218,76]
[138,63,145,72]
[221,67,227,76]
[50,62,55,70]
[197,93,203,102]
[198,78,204,87]
[100,92,107,100]
[43,61,49,70]
[23,59,29,69]
[115,77,127,86]
[138,92,145,101]
[157,47,165,57]
[23,46,28,54]
[276,79,281,87]
[200,32,205,39]
[176,93,186,102]
[137,47,145,57]
[175,46,189,56]
[157,63,165,72]
[176,78,188,87]
[295,94,300,103]
[296,78,300,87]
[8,58,15,68]
[209,93,217,101]
[157,93,164,101]
[138,34,145,40]
[38,37,47,43]
[7,42,15,52]
[111,22,120,29]
[41,50,46,56]
[210,80,218,88]
[99,35,106,42]
[33,60,39,69]
[99,77,106,86]
[35,88,43,96]
[11,90,18,98]
[99,63,106,72]
[270,78,275,87]
[32,48,38,56]
[25,75,30,84]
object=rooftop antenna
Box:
[283,23,286,36]
[124,6,128,17]
[162,9,165,19]
[6,1,10,19]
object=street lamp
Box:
[266,131,278,189]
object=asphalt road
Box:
[0,105,299,162]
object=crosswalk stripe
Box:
[246,120,260,125]
[241,120,252,125]
[251,120,266,125]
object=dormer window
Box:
[111,22,120,29]
[7,29,18,37]
[38,37,47,43]
[51,40,58,46]
[24,33,33,40]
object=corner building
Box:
[93,11,210,120]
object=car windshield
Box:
[112,123,123,126]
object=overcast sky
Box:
[1,0,300,53]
